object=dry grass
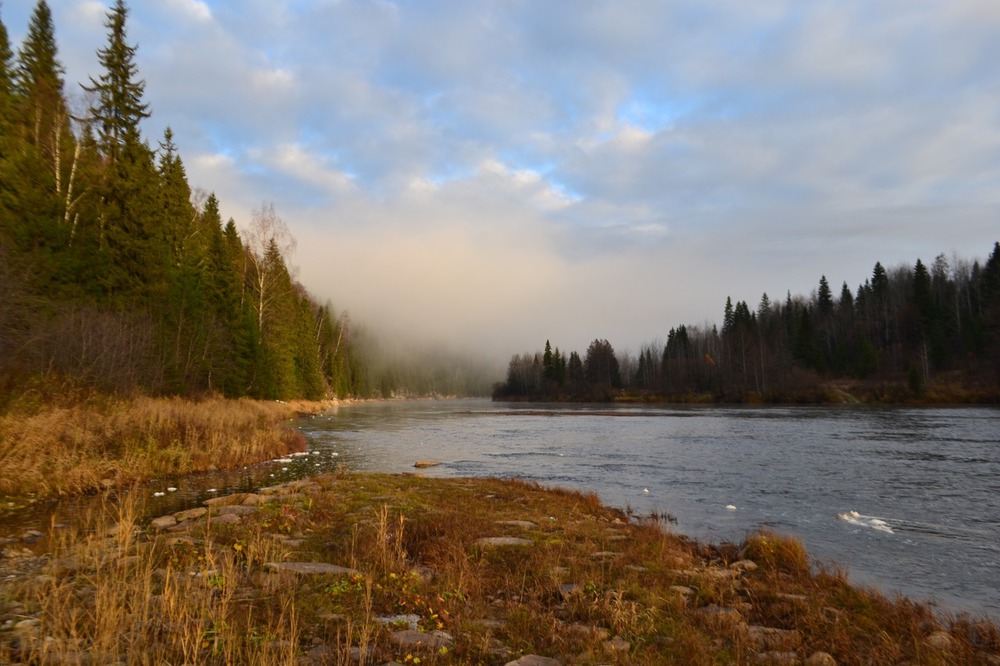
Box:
[2,474,999,664]
[0,395,310,497]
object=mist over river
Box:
[295,400,1000,619]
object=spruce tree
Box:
[85,0,161,300]
[0,4,14,230]
[0,3,13,118]
[15,1,68,156]
[86,0,149,165]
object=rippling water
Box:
[295,400,1000,619]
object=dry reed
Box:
[0,396,308,497]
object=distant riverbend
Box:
[295,399,1000,619]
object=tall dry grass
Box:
[5,492,305,665]
[0,395,306,497]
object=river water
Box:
[293,400,1000,619]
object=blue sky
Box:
[5,0,1000,359]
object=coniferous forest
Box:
[0,1,494,401]
[494,244,1000,403]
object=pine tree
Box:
[817,275,833,315]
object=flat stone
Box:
[669,585,695,597]
[174,507,208,522]
[591,551,621,559]
[504,656,562,666]
[413,461,442,468]
[497,520,536,529]
[475,537,533,548]
[242,494,264,506]
[204,493,250,507]
[213,505,258,516]
[388,629,453,649]
[210,513,242,525]
[377,614,422,631]
[149,515,177,531]
[747,626,801,651]
[805,652,837,666]
[754,652,799,665]
[265,562,360,576]
[730,559,759,572]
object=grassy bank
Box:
[0,393,322,499]
[2,474,997,665]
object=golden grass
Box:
[2,474,998,665]
[0,395,309,497]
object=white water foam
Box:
[837,510,894,533]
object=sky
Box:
[5,0,1000,362]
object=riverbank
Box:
[0,392,340,502]
[2,473,997,665]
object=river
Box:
[293,400,1000,619]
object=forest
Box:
[0,1,493,402]
[494,243,1000,403]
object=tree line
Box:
[0,1,492,400]
[494,243,1000,402]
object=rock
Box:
[149,515,177,531]
[14,618,40,632]
[504,656,562,666]
[603,636,630,653]
[173,507,208,522]
[20,530,45,544]
[242,494,264,506]
[497,520,536,529]
[926,631,955,651]
[591,551,621,559]
[213,505,258,516]
[754,652,799,665]
[376,614,422,631]
[805,652,837,666]
[210,513,243,525]
[558,583,583,600]
[413,461,441,468]
[669,585,695,597]
[747,626,801,651]
[388,629,452,649]
[730,559,759,572]
[203,493,250,507]
[475,537,533,548]
[265,562,360,576]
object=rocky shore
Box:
[2,473,999,664]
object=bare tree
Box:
[244,202,296,333]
